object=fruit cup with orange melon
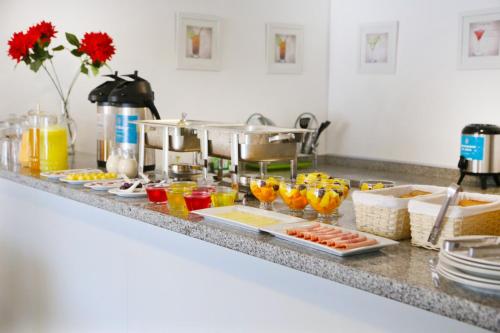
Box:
[306,184,342,223]
[250,176,283,210]
[279,181,308,215]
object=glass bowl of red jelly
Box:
[184,190,212,211]
[145,183,169,204]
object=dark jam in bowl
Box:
[146,185,168,204]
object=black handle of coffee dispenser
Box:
[458,156,468,171]
[146,100,161,120]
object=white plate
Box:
[108,188,147,198]
[41,168,102,179]
[436,263,500,293]
[194,205,305,232]
[440,251,500,279]
[442,236,500,267]
[84,180,124,191]
[440,249,500,271]
[438,255,500,283]
[261,221,398,257]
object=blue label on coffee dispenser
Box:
[116,114,138,144]
[460,135,484,161]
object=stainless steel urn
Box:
[458,124,500,189]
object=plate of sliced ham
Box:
[261,222,398,257]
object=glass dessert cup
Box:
[250,176,283,210]
[278,181,308,216]
[306,184,342,224]
[145,183,169,204]
[211,186,237,207]
[316,178,350,217]
[184,191,212,211]
[166,186,193,215]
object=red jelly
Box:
[184,192,212,211]
[146,185,168,204]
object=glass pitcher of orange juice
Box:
[39,114,75,172]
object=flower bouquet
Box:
[7,21,116,153]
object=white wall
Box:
[328,0,500,168]
[0,0,330,154]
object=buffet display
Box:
[33,159,500,261]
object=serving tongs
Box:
[427,183,461,245]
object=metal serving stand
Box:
[135,118,312,187]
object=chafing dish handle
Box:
[268,133,295,143]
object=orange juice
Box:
[29,127,40,171]
[40,126,68,172]
[19,131,31,168]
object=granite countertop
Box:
[1,153,500,331]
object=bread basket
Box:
[408,192,500,250]
[352,185,445,240]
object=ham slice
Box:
[286,223,321,235]
[297,226,331,238]
[332,236,368,248]
[318,232,355,244]
[336,239,378,250]
[327,236,366,247]
[310,230,343,242]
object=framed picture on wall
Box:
[266,23,304,74]
[176,13,222,71]
[358,21,399,74]
[458,8,500,70]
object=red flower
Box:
[78,32,115,65]
[7,32,31,63]
[27,21,57,46]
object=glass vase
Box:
[61,100,77,155]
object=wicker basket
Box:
[408,192,500,250]
[352,185,445,240]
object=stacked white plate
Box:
[437,236,500,292]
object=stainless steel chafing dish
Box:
[135,117,312,185]
[204,124,306,162]
[141,116,205,152]
[198,124,310,183]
